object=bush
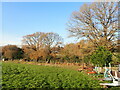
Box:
[2,45,23,60]
[62,56,70,62]
[111,53,120,64]
[90,46,112,67]
[84,55,91,65]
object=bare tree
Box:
[22,32,44,50]
[22,32,63,50]
[22,32,63,63]
[40,32,63,51]
[67,2,118,50]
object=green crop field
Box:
[2,62,101,89]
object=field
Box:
[2,62,101,88]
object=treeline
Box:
[1,2,120,66]
[1,36,119,67]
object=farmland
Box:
[1,1,119,89]
[2,62,101,88]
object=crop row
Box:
[2,62,101,88]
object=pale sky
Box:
[1,0,118,46]
[1,2,85,46]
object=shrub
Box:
[90,46,112,67]
[84,55,91,65]
[2,45,23,60]
[111,53,120,64]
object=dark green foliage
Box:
[2,62,101,88]
[111,53,120,64]
[84,55,91,65]
[90,46,112,67]
[62,56,70,61]
[71,55,80,63]
[14,48,24,59]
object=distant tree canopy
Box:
[0,46,2,59]
[22,32,63,50]
[22,32,63,63]
[2,45,23,60]
[60,40,95,63]
[67,2,118,50]
[1,2,119,65]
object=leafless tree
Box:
[22,32,63,62]
[22,32,63,50]
[67,2,118,50]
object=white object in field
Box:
[109,63,111,70]
[100,83,120,86]
[100,70,120,86]
[104,78,112,81]
[2,58,4,61]
[104,63,114,81]
[119,64,120,72]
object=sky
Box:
[2,2,87,46]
